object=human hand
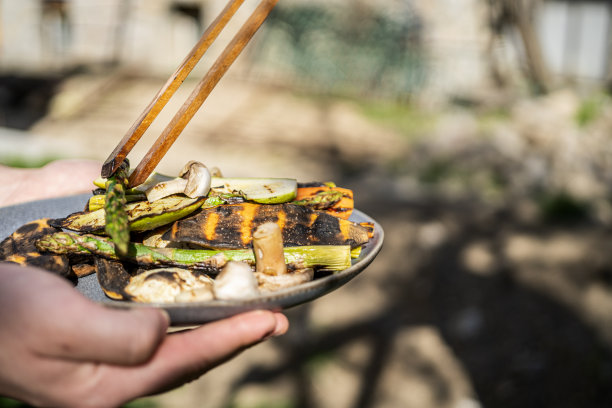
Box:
[0,159,101,207]
[0,264,288,407]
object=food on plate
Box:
[293,184,354,219]
[103,160,130,256]
[162,202,369,249]
[0,161,371,304]
[0,219,72,280]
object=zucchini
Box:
[55,195,206,233]
[209,177,297,204]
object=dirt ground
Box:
[17,74,612,407]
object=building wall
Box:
[0,0,256,74]
[0,0,610,98]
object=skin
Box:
[0,159,102,207]
[0,160,289,407]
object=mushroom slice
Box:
[179,161,212,198]
[174,286,215,303]
[213,261,259,300]
[256,268,314,292]
[251,222,313,292]
[253,222,286,276]
[145,161,211,202]
[145,178,188,202]
[125,267,214,303]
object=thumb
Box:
[42,305,170,365]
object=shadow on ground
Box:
[221,180,612,408]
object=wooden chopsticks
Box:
[101,0,279,188]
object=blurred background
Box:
[1,0,612,407]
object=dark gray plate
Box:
[0,194,384,325]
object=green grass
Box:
[355,100,437,141]
[575,93,609,127]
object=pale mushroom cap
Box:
[213,261,259,300]
[145,161,211,202]
[180,161,211,198]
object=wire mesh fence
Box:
[248,3,428,99]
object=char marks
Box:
[163,203,369,249]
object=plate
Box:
[0,193,384,325]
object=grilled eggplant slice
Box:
[54,195,206,233]
[163,202,370,249]
[0,218,73,280]
[95,257,133,300]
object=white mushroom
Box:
[175,286,215,303]
[179,161,211,198]
[145,178,188,202]
[213,261,259,300]
[145,161,211,202]
[252,222,287,276]
[125,268,214,303]
[251,222,313,291]
[256,268,314,293]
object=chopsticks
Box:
[101,0,279,188]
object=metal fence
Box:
[249,3,427,99]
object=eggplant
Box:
[0,219,73,281]
[163,202,370,249]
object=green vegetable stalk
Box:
[36,232,352,272]
[104,160,130,256]
[292,190,343,210]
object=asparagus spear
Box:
[104,160,130,256]
[36,232,352,272]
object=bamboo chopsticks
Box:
[101,0,279,188]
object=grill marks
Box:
[95,258,133,300]
[164,203,369,249]
[0,218,73,280]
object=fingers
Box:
[160,310,287,372]
[0,159,101,206]
[99,310,289,400]
[41,305,170,365]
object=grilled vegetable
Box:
[208,177,297,204]
[87,193,146,212]
[125,267,215,303]
[95,175,297,204]
[253,222,286,276]
[163,202,369,249]
[146,161,212,202]
[0,219,72,280]
[214,261,259,300]
[36,231,352,272]
[94,172,173,194]
[256,268,314,293]
[293,186,354,219]
[95,257,133,300]
[104,160,130,256]
[54,195,206,233]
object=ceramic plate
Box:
[0,193,384,325]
